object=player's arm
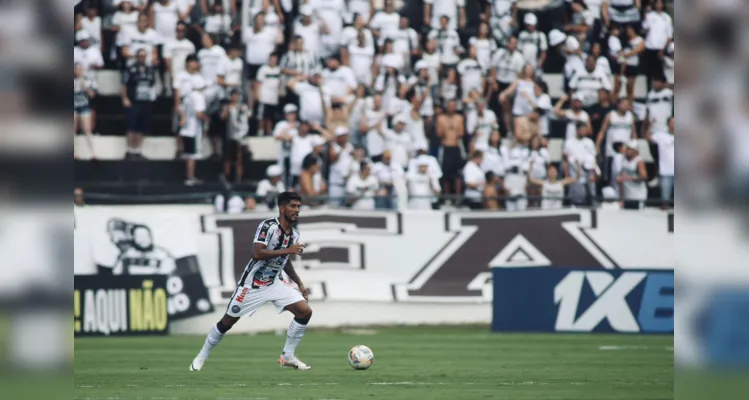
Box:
[284,260,307,299]
[252,223,303,260]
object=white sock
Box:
[282,319,307,357]
[197,324,225,359]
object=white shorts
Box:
[226,281,305,318]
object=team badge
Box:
[231,305,240,313]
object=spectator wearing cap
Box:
[272,104,300,186]
[408,141,443,183]
[244,11,284,111]
[553,92,592,141]
[427,15,463,71]
[162,22,195,97]
[369,0,401,41]
[121,12,159,67]
[617,140,647,209]
[379,114,412,167]
[255,52,283,136]
[294,5,327,59]
[256,165,287,210]
[328,127,355,206]
[518,13,548,74]
[220,89,250,183]
[121,49,158,160]
[287,71,331,126]
[407,156,441,210]
[179,78,208,185]
[347,160,380,210]
[74,30,105,79]
[559,35,585,94]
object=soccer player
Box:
[190,191,312,371]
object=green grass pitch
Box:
[75,326,673,400]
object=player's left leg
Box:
[272,283,312,370]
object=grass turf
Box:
[75,326,673,400]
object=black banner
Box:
[74,275,169,337]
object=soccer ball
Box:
[348,345,374,370]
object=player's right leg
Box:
[190,286,256,371]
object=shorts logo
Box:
[231,305,240,313]
[235,287,249,303]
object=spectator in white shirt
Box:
[215,191,246,214]
[256,52,283,136]
[424,0,466,31]
[309,0,346,58]
[553,92,592,141]
[462,150,485,209]
[288,121,317,187]
[499,63,537,142]
[618,24,646,103]
[407,157,441,210]
[345,31,377,86]
[569,55,612,110]
[489,36,524,124]
[469,22,497,73]
[218,45,245,98]
[408,143,443,183]
[244,11,283,110]
[272,104,300,185]
[359,93,387,161]
[563,121,596,180]
[380,114,412,167]
[371,150,405,209]
[381,16,420,74]
[162,22,195,96]
[466,99,497,151]
[74,30,104,79]
[294,5,327,59]
[517,13,548,73]
[80,6,102,51]
[641,0,672,89]
[457,46,484,98]
[427,15,463,69]
[617,140,648,209]
[646,116,674,209]
[644,75,673,136]
[197,34,228,109]
[323,56,357,104]
[111,1,140,64]
[369,0,401,41]
[220,89,249,183]
[150,0,181,45]
[527,80,552,137]
[329,127,355,205]
[340,13,375,61]
[345,0,374,24]
[527,162,579,210]
[287,72,331,126]
[198,1,236,47]
[121,13,159,67]
[347,160,379,210]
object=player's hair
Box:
[278,191,302,206]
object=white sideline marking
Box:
[277,383,339,387]
[599,346,673,351]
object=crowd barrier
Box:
[74,205,673,335]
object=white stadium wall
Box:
[74,206,673,334]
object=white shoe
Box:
[189,356,206,371]
[279,354,311,370]
[648,177,660,188]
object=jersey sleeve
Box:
[254,220,276,245]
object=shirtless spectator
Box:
[436,99,465,203]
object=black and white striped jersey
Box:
[237,218,299,288]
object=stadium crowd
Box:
[74,0,674,211]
